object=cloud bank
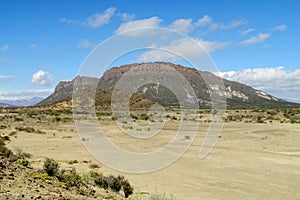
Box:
[217,66,300,102]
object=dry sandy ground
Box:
[6,118,300,200]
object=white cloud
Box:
[217,66,300,102]
[29,43,38,48]
[221,19,247,29]
[196,16,246,30]
[0,76,14,82]
[77,39,96,48]
[168,18,193,34]
[196,15,212,27]
[272,24,287,31]
[239,33,271,45]
[31,70,53,86]
[239,28,255,36]
[137,38,231,62]
[115,17,162,36]
[0,58,11,62]
[60,17,78,24]
[84,7,116,28]
[0,44,8,52]
[120,13,135,22]
[0,89,54,100]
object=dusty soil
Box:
[2,108,300,199]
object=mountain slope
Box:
[38,62,300,108]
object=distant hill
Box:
[38,62,300,108]
[0,97,44,107]
[0,103,13,108]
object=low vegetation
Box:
[15,126,46,134]
[39,158,133,198]
[0,145,134,199]
[1,106,300,199]
[0,136,30,163]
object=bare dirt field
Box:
[2,108,300,199]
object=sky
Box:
[1,0,300,102]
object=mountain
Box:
[38,62,300,108]
[0,97,44,107]
[0,103,13,108]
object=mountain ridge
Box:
[38,62,300,108]
[0,97,44,107]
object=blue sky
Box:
[1,0,300,102]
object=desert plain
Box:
[1,105,300,200]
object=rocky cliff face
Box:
[54,76,99,93]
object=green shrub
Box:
[52,116,61,123]
[256,116,264,123]
[0,136,16,161]
[14,116,24,122]
[107,175,122,192]
[15,126,35,133]
[68,159,78,164]
[62,136,72,139]
[130,113,138,120]
[140,113,149,120]
[122,125,133,130]
[184,135,190,140]
[94,173,109,189]
[267,110,277,115]
[121,179,133,198]
[32,172,53,182]
[43,158,59,176]
[0,125,7,129]
[59,168,82,187]
[89,171,134,198]
[117,175,133,198]
[9,131,17,136]
[16,158,29,167]
[171,116,177,120]
[2,135,10,141]
[16,148,31,158]
[87,170,100,178]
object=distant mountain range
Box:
[38,62,299,108]
[0,97,44,107]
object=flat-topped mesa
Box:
[39,62,300,108]
[101,62,202,81]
